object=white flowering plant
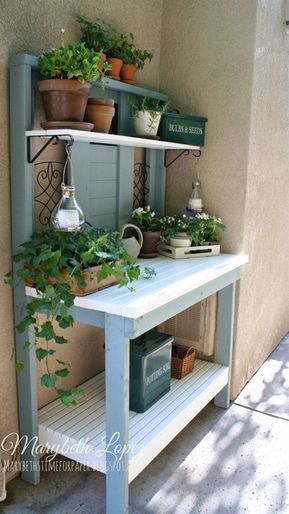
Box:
[160,213,225,246]
[131,206,160,231]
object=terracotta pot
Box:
[26,263,120,296]
[84,102,115,133]
[140,231,161,258]
[99,53,107,71]
[106,57,123,80]
[120,63,137,85]
[87,97,115,107]
[38,79,91,122]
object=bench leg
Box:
[214,282,236,408]
[105,314,130,514]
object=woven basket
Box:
[171,344,196,379]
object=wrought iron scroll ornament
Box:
[34,161,63,226]
[29,135,75,227]
[133,161,150,209]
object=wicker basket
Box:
[171,344,196,379]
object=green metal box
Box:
[130,330,173,413]
[159,112,208,146]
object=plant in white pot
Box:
[130,96,168,137]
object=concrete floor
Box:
[1,334,289,514]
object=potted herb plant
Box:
[160,213,225,247]
[119,39,153,85]
[131,206,161,257]
[76,15,114,69]
[130,96,169,137]
[5,226,155,406]
[105,31,129,80]
[38,42,108,123]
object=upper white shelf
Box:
[26,129,201,151]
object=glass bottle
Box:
[51,184,85,231]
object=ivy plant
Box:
[5,226,155,406]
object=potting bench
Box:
[9,54,248,514]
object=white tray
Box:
[158,244,220,259]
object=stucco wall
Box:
[233,0,289,396]
[161,0,289,396]
[0,0,163,479]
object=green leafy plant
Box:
[76,15,114,54]
[131,206,160,232]
[38,42,109,83]
[160,213,225,246]
[5,226,155,406]
[113,38,153,69]
[130,96,169,117]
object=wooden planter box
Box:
[25,264,119,296]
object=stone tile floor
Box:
[1,334,289,514]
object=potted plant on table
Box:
[160,213,225,247]
[131,206,161,257]
[38,42,108,125]
[130,96,169,137]
[5,225,155,406]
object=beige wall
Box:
[161,0,289,396]
[0,0,163,478]
[233,0,289,395]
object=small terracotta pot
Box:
[84,100,115,133]
[106,57,123,80]
[87,97,115,107]
[38,79,91,122]
[120,63,137,85]
[99,53,107,71]
[140,231,161,258]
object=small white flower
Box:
[132,207,144,216]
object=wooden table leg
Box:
[214,282,236,408]
[105,313,130,514]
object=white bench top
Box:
[47,254,247,318]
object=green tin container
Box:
[159,112,208,146]
[130,330,173,413]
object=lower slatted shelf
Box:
[38,359,228,482]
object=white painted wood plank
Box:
[128,366,228,482]
[38,361,228,481]
[26,129,201,151]
[27,255,247,318]
[72,254,248,318]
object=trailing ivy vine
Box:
[5,226,155,406]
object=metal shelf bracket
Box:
[27,134,74,164]
[164,148,202,168]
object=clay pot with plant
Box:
[130,96,169,137]
[38,42,108,123]
[105,32,128,80]
[76,15,114,71]
[131,206,161,257]
[119,39,153,85]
